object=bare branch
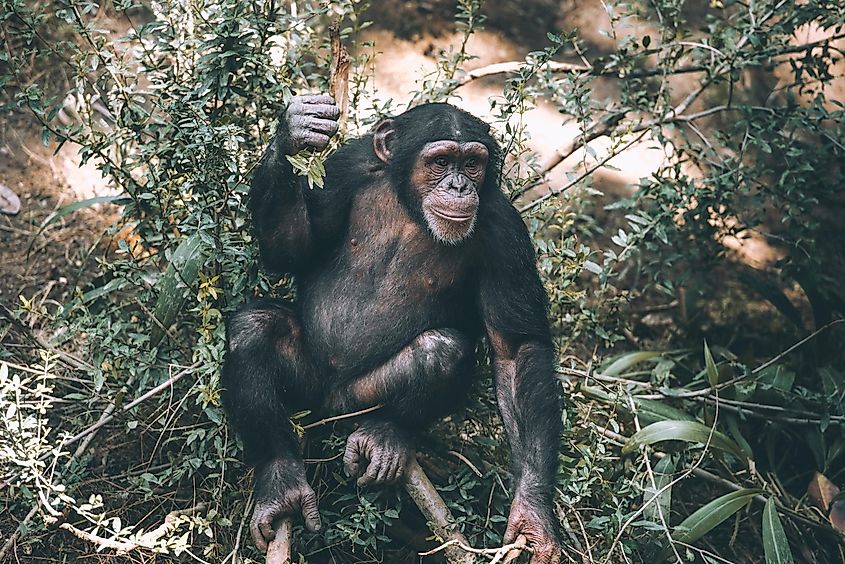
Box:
[404,457,475,564]
[266,518,293,564]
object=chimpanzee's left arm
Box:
[478,196,562,563]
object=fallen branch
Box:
[404,457,475,564]
[266,518,293,564]
[419,534,529,564]
[454,60,589,87]
[59,503,206,555]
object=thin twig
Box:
[418,535,530,562]
[301,404,382,430]
[0,301,93,370]
[449,450,483,477]
[43,361,201,459]
[59,503,206,554]
[0,502,40,561]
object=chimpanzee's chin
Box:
[424,209,476,245]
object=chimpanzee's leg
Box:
[323,329,475,486]
[221,299,322,553]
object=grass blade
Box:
[659,488,761,561]
[762,497,795,564]
[622,420,746,461]
[704,340,718,387]
[601,351,662,376]
[643,455,676,524]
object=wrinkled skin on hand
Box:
[344,420,411,486]
[504,493,562,564]
[251,457,321,553]
[279,94,340,155]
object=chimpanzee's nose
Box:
[451,175,469,194]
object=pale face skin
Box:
[410,140,488,244]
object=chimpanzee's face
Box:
[409,140,488,245]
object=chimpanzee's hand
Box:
[279,94,340,155]
[251,458,322,553]
[344,420,411,486]
[504,494,562,564]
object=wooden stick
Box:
[265,518,294,564]
[404,457,475,564]
[327,21,350,135]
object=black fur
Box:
[222,101,561,555]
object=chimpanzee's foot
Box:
[251,457,322,553]
[343,420,411,486]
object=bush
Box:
[1,0,843,562]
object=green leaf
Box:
[762,498,794,564]
[758,365,795,392]
[622,420,746,461]
[643,455,676,524]
[601,351,662,376]
[660,489,761,561]
[704,341,718,388]
[31,195,128,246]
[150,233,206,346]
[41,195,128,227]
[582,386,695,425]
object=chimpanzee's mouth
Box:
[431,208,475,222]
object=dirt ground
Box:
[0,113,116,314]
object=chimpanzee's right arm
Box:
[248,95,341,274]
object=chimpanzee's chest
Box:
[299,182,478,375]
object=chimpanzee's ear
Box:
[373,119,396,163]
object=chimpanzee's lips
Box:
[431,207,475,222]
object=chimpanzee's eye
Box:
[465,158,478,170]
[434,156,449,167]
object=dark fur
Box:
[222,102,561,553]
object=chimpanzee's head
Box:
[372,103,501,245]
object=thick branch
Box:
[404,457,475,564]
[266,518,293,564]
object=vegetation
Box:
[0,0,843,562]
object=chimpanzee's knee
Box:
[222,299,315,435]
[226,299,300,356]
[414,328,474,386]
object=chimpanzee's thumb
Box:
[301,489,322,532]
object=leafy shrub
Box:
[1,0,843,562]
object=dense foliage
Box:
[1,0,843,562]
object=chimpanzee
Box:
[222,94,562,563]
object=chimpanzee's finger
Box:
[529,544,561,564]
[251,515,272,553]
[343,438,362,477]
[376,454,395,483]
[393,457,406,482]
[299,131,331,150]
[307,118,340,136]
[503,517,520,545]
[300,490,322,532]
[382,455,399,483]
[296,94,335,106]
[301,104,341,119]
[357,452,383,486]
